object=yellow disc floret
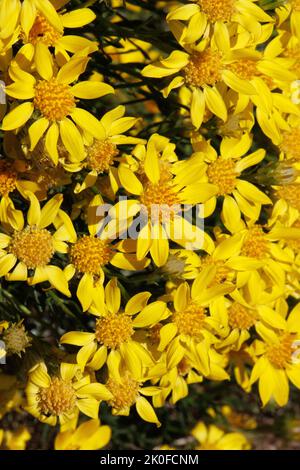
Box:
[276,184,300,211]
[87,139,119,173]
[70,236,112,275]
[198,0,235,22]
[228,303,256,330]
[37,378,76,416]
[207,158,238,195]
[266,333,295,369]
[173,301,206,338]
[10,226,54,269]
[34,79,76,121]
[106,373,140,412]
[280,127,300,161]
[0,161,17,196]
[140,179,180,222]
[184,50,222,87]
[95,313,134,349]
[241,226,268,259]
[27,14,63,46]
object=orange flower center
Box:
[280,127,300,160]
[70,236,112,275]
[140,179,180,221]
[10,226,54,269]
[0,161,17,196]
[207,158,238,195]
[228,303,256,330]
[241,226,268,259]
[228,59,258,80]
[27,14,63,46]
[198,0,235,21]
[34,79,76,121]
[184,49,222,87]
[87,139,119,173]
[173,301,206,338]
[276,184,300,211]
[38,377,76,416]
[106,374,139,412]
[266,333,295,369]
[95,313,134,349]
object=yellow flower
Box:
[2,51,114,164]
[21,1,97,57]
[0,0,63,40]
[213,270,285,346]
[192,422,251,450]
[60,195,150,311]
[219,216,300,289]
[105,361,161,426]
[118,134,216,267]
[250,302,300,406]
[69,105,145,193]
[167,0,273,44]
[192,133,271,220]
[25,361,112,430]
[0,192,70,296]
[142,23,294,129]
[54,419,111,450]
[155,269,233,381]
[151,353,204,406]
[60,278,168,379]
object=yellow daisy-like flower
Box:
[250,302,300,406]
[69,105,145,194]
[54,419,111,450]
[214,217,300,289]
[118,134,216,267]
[142,23,295,129]
[167,0,273,43]
[213,270,284,351]
[20,1,97,57]
[0,191,70,296]
[151,345,215,407]
[60,278,168,379]
[2,51,114,164]
[25,361,112,430]
[60,194,150,311]
[194,133,271,220]
[192,422,251,450]
[156,269,233,379]
[105,360,161,426]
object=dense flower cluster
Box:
[0,0,300,451]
